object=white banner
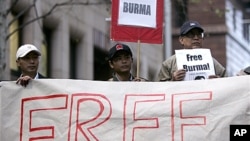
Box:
[175,49,215,81]
[118,0,157,28]
[0,76,250,141]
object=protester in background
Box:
[158,21,226,81]
[108,43,147,81]
[16,44,45,87]
[236,66,250,76]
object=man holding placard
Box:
[158,21,226,81]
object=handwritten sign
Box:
[175,49,215,81]
[0,77,250,141]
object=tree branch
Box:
[6,1,111,40]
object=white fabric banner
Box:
[0,76,250,141]
[118,0,157,28]
[175,49,215,81]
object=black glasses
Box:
[183,32,204,39]
[244,66,250,75]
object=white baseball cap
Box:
[16,44,41,60]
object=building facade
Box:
[171,0,250,76]
[5,0,250,81]
[225,0,250,75]
[7,0,163,81]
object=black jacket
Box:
[38,73,46,79]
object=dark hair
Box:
[194,76,205,80]
[243,66,250,75]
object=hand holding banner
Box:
[1,77,250,140]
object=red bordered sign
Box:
[111,0,164,44]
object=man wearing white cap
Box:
[16,44,45,86]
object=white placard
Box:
[175,49,215,81]
[118,0,157,28]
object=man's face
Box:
[179,28,204,49]
[16,52,40,75]
[109,51,132,73]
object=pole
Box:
[136,40,141,78]
[164,0,172,60]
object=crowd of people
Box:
[14,20,249,87]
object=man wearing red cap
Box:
[16,44,45,86]
[108,43,147,81]
[158,21,227,81]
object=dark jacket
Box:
[38,73,46,79]
[108,73,148,81]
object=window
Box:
[174,0,188,27]
[93,28,110,49]
[94,46,111,81]
[42,27,52,77]
[243,20,250,43]
[9,13,23,79]
[9,14,19,71]
[233,8,236,30]
[93,28,111,80]
[70,38,78,79]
